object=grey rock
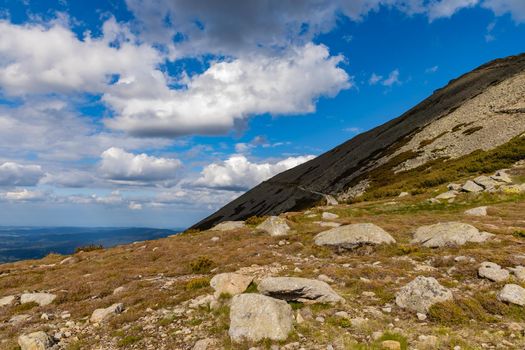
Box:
[322,212,339,220]
[256,216,290,237]
[464,206,488,216]
[210,273,253,298]
[314,221,342,228]
[497,284,525,306]
[9,314,31,324]
[0,295,15,307]
[462,180,484,193]
[435,191,457,199]
[314,223,395,249]
[473,175,500,190]
[113,286,126,295]
[229,293,293,342]
[258,276,343,304]
[193,338,217,350]
[18,331,54,350]
[20,293,56,307]
[509,266,525,282]
[211,221,246,231]
[90,303,124,323]
[478,262,510,282]
[411,222,494,247]
[398,192,409,197]
[59,256,78,265]
[395,276,453,314]
[491,170,512,183]
[448,183,462,191]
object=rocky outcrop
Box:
[228,293,293,342]
[20,293,56,307]
[256,216,290,236]
[395,276,453,314]
[18,331,54,350]
[90,303,124,323]
[314,223,395,249]
[478,262,510,282]
[497,284,525,306]
[462,180,484,193]
[210,273,253,298]
[258,276,344,304]
[411,222,493,247]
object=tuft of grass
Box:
[244,281,258,293]
[185,277,210,291]
[75,244,103,253]
[513,230,525,238]
[12,301,39,313]
[189,256,215,274]
[117,335,142,347]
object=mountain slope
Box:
[193,53,525,230]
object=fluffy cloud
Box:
[483,0,525,22]
[105,43,351,137]
[382,69,401,86]
[0,18,160,96]
[1,189,46,201]
[427,0,480,21]
[193,154,315,191]
[0,162,44,186]
[99,147,181,184]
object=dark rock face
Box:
[192,53,525,230]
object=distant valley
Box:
[0,227,181,263]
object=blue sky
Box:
[0,0,523,228]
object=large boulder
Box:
[478,262,510,282]
[229,293,293,342]
[314,223,395,249]
[210,273,253,298]
[0,295,15,307]
[497,284,525,306]
[411,222,493,248]
[473,175,500,190]
[20,293,56,307]
[258,277,344,304]
[18,331,54,350]
[395,276,453,314]
[256,216,290,236]
[90,303,124,323]
[211,221,246,231]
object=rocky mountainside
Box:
[193,53,525,230]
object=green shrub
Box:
[185,277,210,290]
[189,256,215,274]
[75,244,103,253]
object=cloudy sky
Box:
[0,0,523,228]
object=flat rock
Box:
[497,284,525,306]
[435,191,457,199]
[322,212,339,220]
[411,222,494,247]
[90,303,124,323]
[256,216,290,236]
[210,273,253,298]
[491,170,512,183]
[18,331,54,350]
[314,221,342,228]
[462,180,484,193]
[314,223,396,249]
[211,221,246,231]
[448,183,462,191]
[258,276,344,304]
[229,293,293,342]
[9,314,31,324]
[473,175,500,190]
[395,276,453,314]
[20,293,56,307]
[193,338,217,350]
[509,266,525,282]
[464,206,488,216]
[0,295,15,307]
[398,192,409,197]
[478,262,510,282]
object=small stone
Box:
[398,192,409,197]
[334,311,349,318]
[113,286,126,295]
[317,274,334,283]
[478,262,510,282]
[491,170,512,183]
[464,206,488,216]
[435,191,457,199]
[193,338,217,350]
[322,212,339,220]
[60,256,78,265]
[211,236,220,242]
[417,312,427,321]
[316,316,325,323]
[448,183,461,191]
[0,295,15,307]
[509,266,525,282]
[497,284,525,306]
[381,340,401,350]
[90,303,124,323]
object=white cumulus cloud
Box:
[1,189,46,201]
[99,147,181,184]
[193,154,315,191]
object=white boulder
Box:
[464,206,488,216]
[258,276,344,304]
[462,180,483,193]
[0,295,15,307]
[478,262,510,282]
[411,222,493,247]
[18,331,55,350]
[210,273,254,298]
[20,293,56,307]
[314,223,395,249]
[256,216,290,236]
[229,293,293,342]
[497,284,525,306]
[395,276,453,314]
[90,303,124,323]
